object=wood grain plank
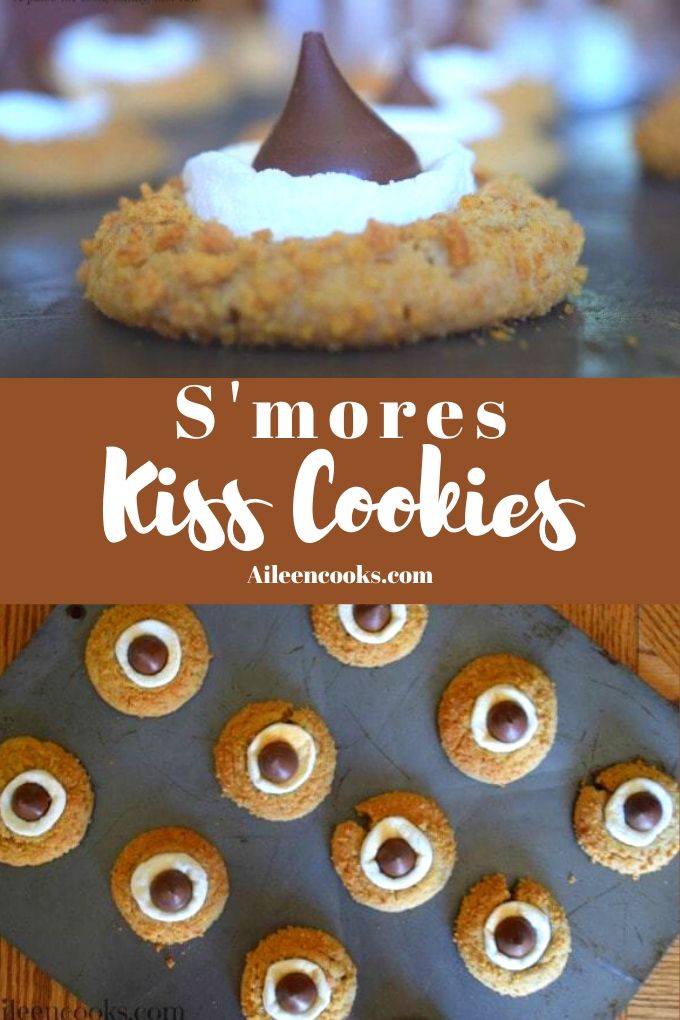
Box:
[0,605,678,1018]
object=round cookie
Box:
[471,127,564,189]
[454,874,571,997]
[635,85,680,180]
[0,736,94,867]
[78,175,585,349]
[438,654,557,785]
[85,604,210,717]
[241,926,357,1020]
[111,826,228,945]
[573,760,679,880]
[331,790,456,912]
[214,701,336,822]
[310,604,428,668]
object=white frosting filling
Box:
[246,723,316,795]
[130,852,208,923]
[604,778,674,848]
[337,604,407,645]
[0,770,67,837]
[374,97,503,145]
[470,684,539,754]
[0,92,109,143]
[484,901,552,972]
[360,816,433,891]
[114,619,182,690]
[182,133,476,241]
[262,959,331,1020]
[418,46,519,103]
[51,16,204,87]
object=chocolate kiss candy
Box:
[376,837,417,878]
[381,63,436,108]
[253,32,422,184]
[624,790,663,832]
[258,740,299,784]
[494,915,536,959]
[149,869,193,913]
[127,634,169,676]
[11,782,52,821]
[275,971,318,1015]
[353,604,392,633]
[486,701,529,744]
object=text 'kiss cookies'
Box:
[331,791,456,912]
[241,926,357,1020]
[111,826,228,945]
[438,653,557,785]
[573,760,679,879]
[310,604,428,667]
[85,604,210,717]
[0,736,94,867]
[455,874,571,997]
[214,701,336,821]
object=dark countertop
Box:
[1,101,678,377]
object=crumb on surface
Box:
[625,335,639,348]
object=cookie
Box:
[331,791,456,912]
[635,86,680,180]
[78,175,585,349]
[485,78,559,127]
[0,736,94,867]
[472,127,563,189]
[241,926,357,1020]
[214,701,336,822]
[85,604,210,717]
[0,118,169,200]
[111,826,228,945]
[310,604,428,668]
[573,760,679,879]
[454,874,571,997]
[438,654,557,785]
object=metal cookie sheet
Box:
[0,605,677,1020]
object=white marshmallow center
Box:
[604,778,674,848]
[247,723,316,795]
[114,619,182,689]
[360,816,433,891]
[470,684,539,753]
[130,852,208,923]
[0,769,67,837]
[262,959,331,1020]
[337,604,408,645]
[484,901,552,972]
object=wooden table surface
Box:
[0,605,678,1019]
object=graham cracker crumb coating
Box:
[635,86,680,180]
[438,653,557,785]
[240,926,357,1020]
[78,177,586,349]
[213,700,336,821]
[84,604,210,718]
[454,874,571,997]
[310,605,428,667]
[0,736,94,867]
[111,826,228,945]
[573,760,679,879]
[331,790,456,912]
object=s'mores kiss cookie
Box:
[79,32,585,350]
[573,760,679,879]
[111,826,228,945]
[0,736,94,867]
[331,790,456,912]
[214,701,336,822]
[85,604,210,717]
[438,653,557,785]
[241,926,357,1020]
[310,604,428,668]
[455,874,571,997]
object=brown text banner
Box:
[0,379,676,602]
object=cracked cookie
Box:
[214,700,336,822]
[438,653,557,785]
[331,790,456,912]
[573,759,679,879]
[85,604,210,717]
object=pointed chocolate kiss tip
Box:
[381,63,436,108]
[253,31,422,184]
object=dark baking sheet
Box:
[1,101,678,378]
[0,604,677,1020]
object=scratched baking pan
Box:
[0,100,678,378]
[0,605,677,1019]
